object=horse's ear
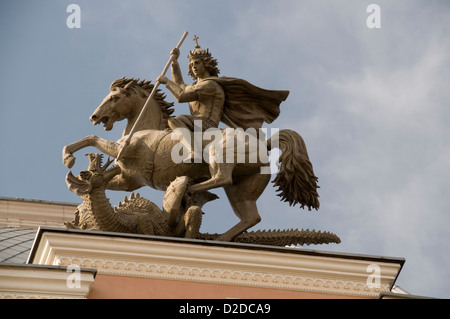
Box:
[124,80,135,90]
[110,77,124,91]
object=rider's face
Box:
[190,59,206,78]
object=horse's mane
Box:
[110,77,174,129]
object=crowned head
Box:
[187,35,220,80]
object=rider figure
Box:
[158,35,289,163]
[157,35,224,132]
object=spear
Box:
[116,31,189,160]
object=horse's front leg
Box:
[62,135,120,168]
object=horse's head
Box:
[90,77,140,131]
[91,77,174,133]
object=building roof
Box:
[0,197,419,298]
[0,197,76,264]
[0,228,37,263]
[29,227,407,298]
[0,196,77,229]
[29,226,407,267]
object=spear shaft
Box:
[116,31,188,160]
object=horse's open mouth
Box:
[93,116,114,131]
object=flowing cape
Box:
[208,77,289,129]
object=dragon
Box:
[65,153,340,246]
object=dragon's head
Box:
[66,153,121,196]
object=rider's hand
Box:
[170,48,180,60]
[157,75,169,84]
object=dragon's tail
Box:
[198,228,341,246]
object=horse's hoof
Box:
[64,155,76,168]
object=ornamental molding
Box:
[56,256,389,297]
[30,228,403,298]
[0,264,95,299]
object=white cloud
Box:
[311,18,450,296]
[331,42,448,128]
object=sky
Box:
[1,0,449,298]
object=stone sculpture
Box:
[62,33,339,245]
[65,153,213,238]
[65,153,340,246]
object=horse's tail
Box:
[267,129,320,210]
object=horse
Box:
[62,77,320,241]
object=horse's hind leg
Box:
[63,135,120,168]
[217,173,271,242]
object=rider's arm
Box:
[171,60,185,86]
[165,81,198,103]
[170,48,185,86]
[157,75,195,102]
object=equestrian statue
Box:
[62,33,340,245]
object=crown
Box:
[188,35,212,60]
